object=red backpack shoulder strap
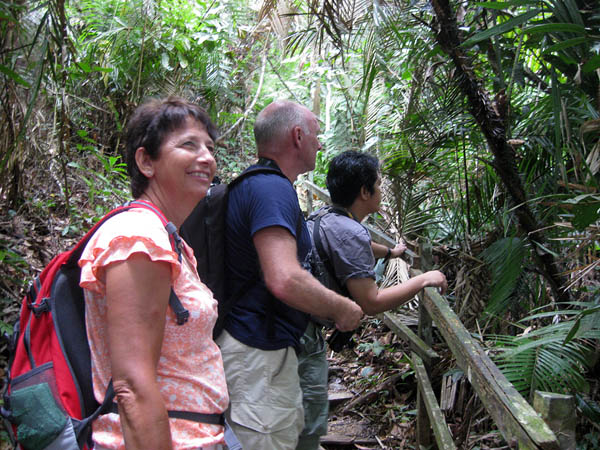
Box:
[71,201,189,325]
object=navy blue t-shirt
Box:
[223,163,312,350]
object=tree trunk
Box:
[429,0,568,302]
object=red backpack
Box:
[1,200,192,449]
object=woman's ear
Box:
[134,147,154,178]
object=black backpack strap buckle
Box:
[28,297,50,317]
[169,290,189,325]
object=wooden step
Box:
[328,391,354,407]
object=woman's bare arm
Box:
[105,253,173,450]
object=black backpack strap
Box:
[313,208,350,297]
[107,398,224,425]
[125,201,189,325]
[106,401,240,448]
[75,379,118,443]
[312,208,356,351]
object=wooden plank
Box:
[320,434,378,445]
[418,292,433,348]
[328,391,354,407]
[416,287,435,448]
[416,388,433,449]
[419,282,560,449]
[382,311,439,365]
[413,353,457,450]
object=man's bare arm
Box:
[253,226,363,331]
[346,270,447,316]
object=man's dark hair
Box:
[326,151,380,207]
[125,96,218,198]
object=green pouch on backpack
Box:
[11,368,68,449]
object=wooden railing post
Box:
[418,284,560,449]
[306,183,313,214]
[533,391,576,450]
[416,243,435,448]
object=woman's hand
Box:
[105,254,173,450]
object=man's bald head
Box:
[254,100,311,152]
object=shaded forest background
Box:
[1,0,599,446]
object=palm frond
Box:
[481,237,527,316]
[490,330,594,398]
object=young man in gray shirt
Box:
[297,150,447,449]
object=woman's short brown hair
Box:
[125,97,218,198]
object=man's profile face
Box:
[366,175,383,213]
[299,112,322,172]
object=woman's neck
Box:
[137,192,187,229]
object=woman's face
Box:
[149,116,216,204]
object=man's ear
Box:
[360,185,371,200]
[292,125,303,148]
[134,147,154,177]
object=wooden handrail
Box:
[382,312,439,366]
[417,270,560,449]
[413,353,457,450]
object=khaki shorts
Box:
[217,330,304,450]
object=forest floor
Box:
[317,317,508,450]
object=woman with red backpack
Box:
[79,97,229,450]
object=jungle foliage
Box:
[1,0,599,443]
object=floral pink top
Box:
[79,208,228,449]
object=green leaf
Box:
[572,202,600,231]
[524,23,586,35]
[161,52,171,70]
[576,394,600,422]
[0,11,16,21]
[583,55,600,73]
[372,340,385,357]
[564,193,600,204]
[481,237,526,316]
[0,320,13,336]
[79,61,92,73]
[474,1,540,10]
[532,240,559,257]
[542,37,587,54]
[0,64,31,88]
[564,305,600,344]
[462,9,541,47]
[178,52,189,69]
